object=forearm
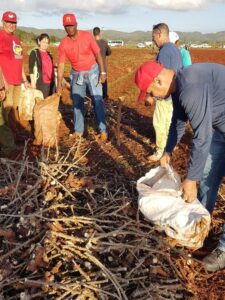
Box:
[30,74,36,88]
[165,118,186,153]
[22,67,28,83]
[95,52,105,73]
[186,136,212,181]
[57,63,65,92]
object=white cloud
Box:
[0,0,223,14]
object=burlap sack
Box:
[19,86,44,120]
[33,93,60,147]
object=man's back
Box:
[96,39,111,71]
[177,63,225,122]
[157,42,182,72]
[168,63,225,180]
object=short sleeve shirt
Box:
[0,29,23,85]
[59,30,100,71]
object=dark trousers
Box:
[102,80,108,100]
[37,81,55,98]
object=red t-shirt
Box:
[59,30,100,71]
[0,29,23,85]
[39,50,54,84]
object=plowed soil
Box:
[8,47,225,299]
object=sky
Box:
[1,0,225,33]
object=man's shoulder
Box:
[0,30,20,42]
[161,42,178,52]
[78,30,92,37]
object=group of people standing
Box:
[0,11,112,154]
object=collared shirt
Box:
[166,63,225,180]
[59,30,100,71]
[157,42,182,72]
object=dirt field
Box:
[1,47,225,299]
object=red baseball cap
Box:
[2,11,17,23]
[135,61,163,102]
[63,13,77,26]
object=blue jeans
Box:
[70,64,106,134]
[198,131,225,251]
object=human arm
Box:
[180,179,197,203]
[28,50,37,89]
[95,51,106,84]
[105,43,112,56]
[165,96,187,154]
[182,84,212,181]
[178,84,212,202]
[57,43,67,94]
[57,62,65,95]
[22,65,30,88]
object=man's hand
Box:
[99,73,106,84]
[180,179,197,203]
[57,86,63,96]
[160,152,171,167]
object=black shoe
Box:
[202,248,225,272]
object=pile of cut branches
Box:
[0,142,194,299]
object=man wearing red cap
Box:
[0,11,29,134]
[135,60,225,273]
[57,13,107,141]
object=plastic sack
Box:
[33,93,60,147]
[19,86,44,120]
[137,166,211,249]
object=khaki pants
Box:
[0,102,16,154]
[3,84,30,131]
[3,84,21,124]
[153,98,173,154]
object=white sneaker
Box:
[147,151,163,162]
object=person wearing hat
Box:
[169,31,192,67]
[57,13,107,141]
[93,27,111,100]
[0,11,29,134]
[135,60,225,272]
[148,23,182,162]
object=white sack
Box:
[19,86,44,120]
[137,166,211,249]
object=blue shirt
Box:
[166,63,225,180]
[157,42,182,72]
[180,47,192,67]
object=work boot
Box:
[202,248,225,272]
[100,132,108,142]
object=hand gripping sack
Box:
[19,85,44,120]
[137,166,211,249]
[33,93,60,147]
